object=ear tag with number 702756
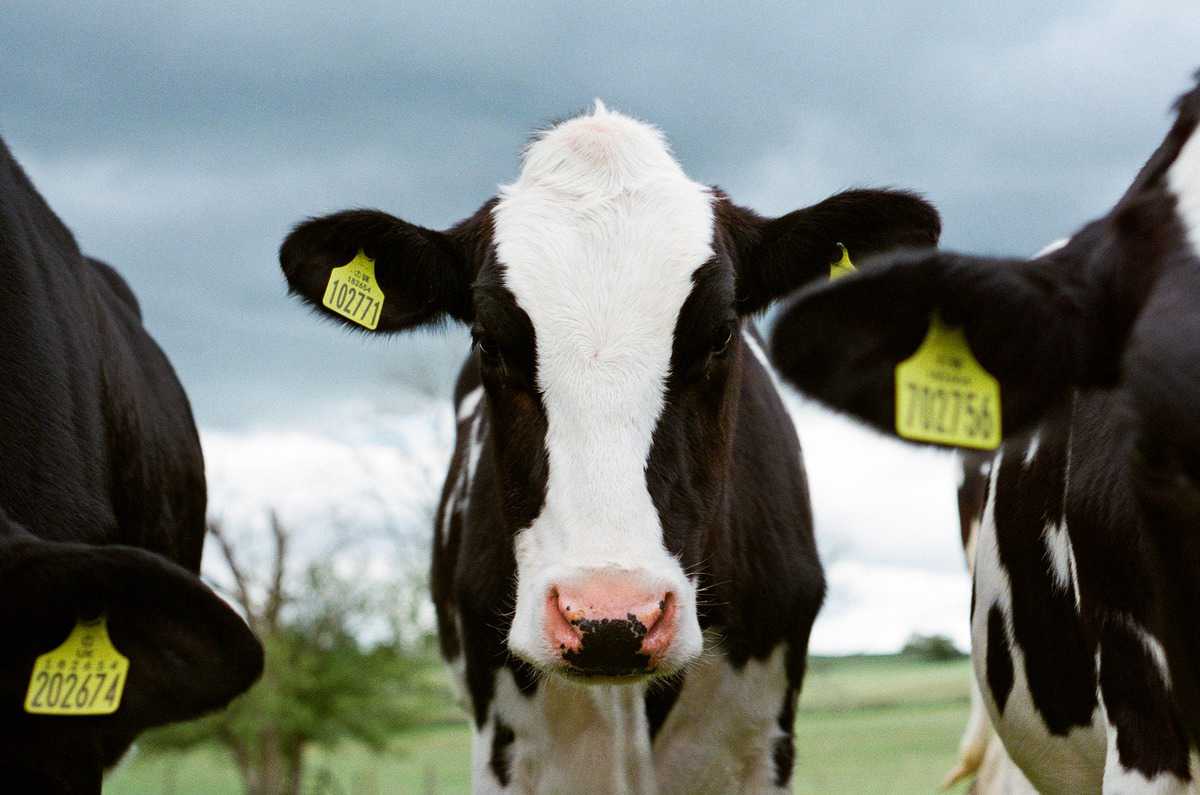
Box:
[894,314,1001,450]
[25,617,129,716]
[323,250,386,330]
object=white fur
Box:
[1167,120,1200,257]
[458,385,485,422]
[1033,238,1069,258]
[442,386,485,549]
[1110,612,1172,692]
[1022,432,1041,466]
[741,327,784,393]
[493,101,707,671]
[652,638,793,794]
[482,669,656,794]
[473,638,792,794]
[1042,520,1079,605]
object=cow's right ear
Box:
[767,248,1106,445]
[280,204,491,331]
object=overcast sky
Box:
[3,2,1197,652]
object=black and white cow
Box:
[0,136,263,793]
[280,102,939,792]
[769,78,1200,793]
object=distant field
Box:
[106,655,975,794]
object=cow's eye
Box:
[711,323,736,358]
[472,329,503,367]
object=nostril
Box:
[641,592,677,659]
[545,588,583,654]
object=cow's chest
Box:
[460,634,792,794]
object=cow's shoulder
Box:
[87,256,143,321]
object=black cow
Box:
[0,137,263,792]
[769,77,1200,793]
[279,101,939,792]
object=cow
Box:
[0,136,264,793]
[768,76,1200,793]
[279,101,940,793]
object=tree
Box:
[900,632,965,662]
[141,514,441,795]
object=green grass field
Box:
[106,655,975,794]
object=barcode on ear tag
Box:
[829,243,856,281]
[323,250,385,330]
[25,617,130,716]
[895,314,1001,450]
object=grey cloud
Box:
[2,1,1196,426]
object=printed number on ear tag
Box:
[895,314,1001,450]
[323,250,385,330]
[829,243,856,281]
[25,617,129,715]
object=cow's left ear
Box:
[767,248,1104,444]
[723,189,941,315]
[280,201,494,331]
[0,538,263,732]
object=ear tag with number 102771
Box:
[323,250,385,330]
[894,314,1001,450]
[829,242,856,280]
[25,617,129,716]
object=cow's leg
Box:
[651,639,794,795]
[1097,619,1193,794]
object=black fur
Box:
[984,603,1014,716]
[772,686,799,787]
[489,716,516,786]
[0,136,263,793]
[643,675,685,740]
[771,76,1200,778]
[716,188,941,315]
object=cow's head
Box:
[769,77,1200,503]
[281,102,939,680]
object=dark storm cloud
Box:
[2,1,1196,427]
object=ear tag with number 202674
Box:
[323,250,385,330]
[829,242,856,280]
[894,314,1001,450]
[25,617,129,716]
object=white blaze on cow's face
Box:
[1167,114,1200,254]
[494,102,708,676]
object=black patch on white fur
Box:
[769,76,1200,773]
[644,675,685,740]
[772,686,799,786]
[985,603,1014,715]
[489,716,516,786]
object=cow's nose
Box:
[544,575,677,677]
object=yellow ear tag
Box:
[322,250,385,330]
[829,243,857,280]
[25,617,129,715]
[895,314,1001,450]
